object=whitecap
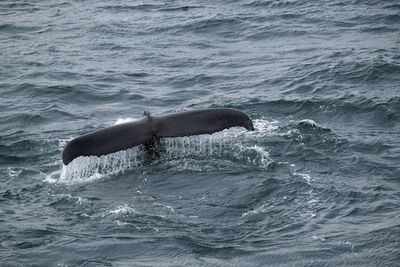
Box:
[298,119,317,127]
[109,204,137,216]
[241,203,271,217]
[7,167,22,177]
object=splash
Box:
[160,129,273,168]
[252,118,280,137]
[48,118,277,184]
[53,147,141,184]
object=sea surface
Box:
[1,0,400,266]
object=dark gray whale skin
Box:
[62,108,254,165]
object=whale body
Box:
[62,108,254,165]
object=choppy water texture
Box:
[1,0,400,266]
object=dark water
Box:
[1,0,400,266]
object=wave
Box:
[286,50,400,85]
[157,5,205,12]
[246,96,400,126]
[0,23,42,34]
[242,0,302,8]
[146,16,246,36]
[0,137,60,166]
[6,83,143,107]
[99,3,163,12]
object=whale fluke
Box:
[62,108,254,165]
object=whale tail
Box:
[62,108,254,165]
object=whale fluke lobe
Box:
[156,109,254,137]
[62,118,153,165]
[62,108,254,165]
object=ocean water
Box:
[1,0,399,266]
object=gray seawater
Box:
[1,0,400,266]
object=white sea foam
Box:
[253,118,279,137]
[55,193,87,206]
[295,172,312,184]
[7,167,22,177]
[290,164,313,185]
[241,203,272,217]
[247,145,273,166]
[155,203,176,213]
[109,204,137,216]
